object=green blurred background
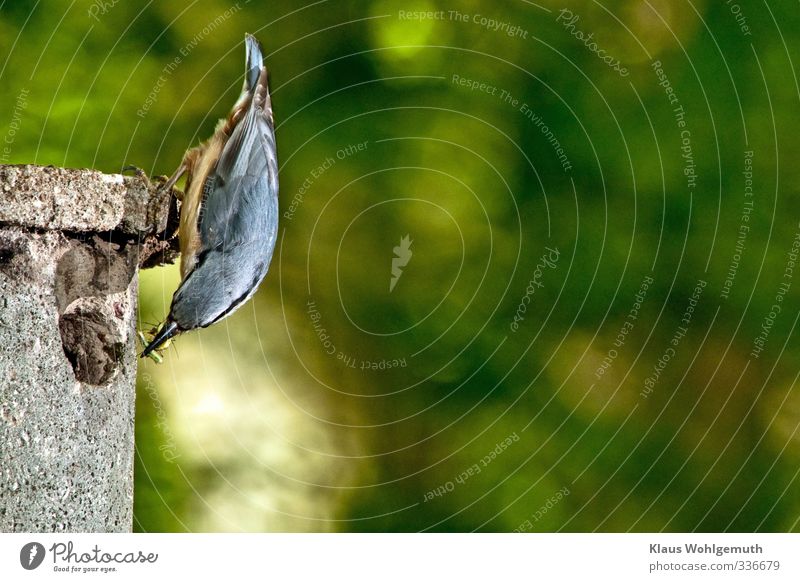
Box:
[2,0,799,531]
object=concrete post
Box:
[0,164,175,532]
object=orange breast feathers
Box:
[177,134,224,279]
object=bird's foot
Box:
[121,164,153,188]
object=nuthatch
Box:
[141,33,278,358]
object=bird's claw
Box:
[121,165,154,188]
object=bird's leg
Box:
[160,146,204,202]
[158,163,187,201]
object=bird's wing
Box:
[199,105,277,251]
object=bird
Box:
[141,33,278,359]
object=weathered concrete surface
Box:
[0,164,176,532]
[0,164,171,234]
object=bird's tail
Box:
[141,320,179,358]
[242,33,272,123]
[244,33,265,94]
